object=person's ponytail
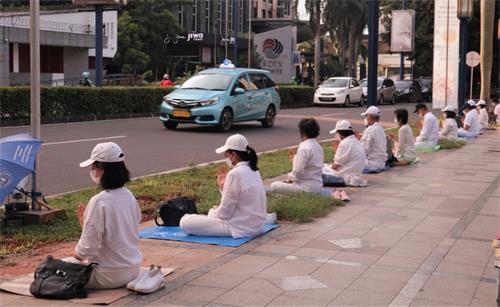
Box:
[246,146,259,171]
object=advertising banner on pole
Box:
[391,10,415,53]
[254,26,297,84]
[432,0,460,109]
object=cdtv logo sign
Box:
[262,38,283,59]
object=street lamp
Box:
[457,0,473,113]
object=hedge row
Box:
[0,85,314,126]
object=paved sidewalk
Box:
[1,130,499,306]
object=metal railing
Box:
[0,15,95,34]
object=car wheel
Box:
[391,95,396,105]
[163,121,178,130]
[359,95,364,106]
[218,108,233,132]
[261,105,276,128]
[379,95,384,105]
[344,96,350,107]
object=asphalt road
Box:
[0,102,425,196]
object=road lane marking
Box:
[319,112,346,117]
[42,135,127,146]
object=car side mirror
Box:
[234,87,245,95]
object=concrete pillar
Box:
[0,41,9,86]
[13,43,19,73]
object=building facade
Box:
[0,9,117,86]
[167,0,295,71]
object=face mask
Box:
[90,169,100,184]
[363,118,369,127]
[394,118,399,124]
[418,113,424,118]
[224,157,233,168]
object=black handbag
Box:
[29,255,98,299]
[155,197,198,226]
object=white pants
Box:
[270,181,304,194]
[63,257,139,290]
[415,141,438,149]
[179,214,232,237]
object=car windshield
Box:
[322,79,348,88]
[395,81,412,89]
[360,80,382,87]
[181,73,233,91]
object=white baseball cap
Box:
[441,106,457,113]
[477,99,486,106]
[79,142,125,167]
[215,134,249,154]
[467,99,476,107]
[330,120,353,134]
[361,106,380,116]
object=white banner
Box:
[254,26,297,84]
[432,0,460,109]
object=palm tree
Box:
[480,0,495,102]
[324,0,367,77]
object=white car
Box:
[314,77,364,107]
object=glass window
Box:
[178,5,184,27]
[322,79,348,88]
[235,74,257,91]
[192,0,197,32]
[182,73,234,91]
[262,74,276,88]
[394,81,411,89]
[205,0,210,33]
[249,73,267,89]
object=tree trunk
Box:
[480,0,495,102]
[314,0,321,88]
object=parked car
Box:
[416,77,432,101]
[360,77,396,105]
[160,68,280,132]
[314,77,364,107]
[394,80,423,103]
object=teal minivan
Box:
[160,68,281,132]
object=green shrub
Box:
[0,85,314,126]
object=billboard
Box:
[254,26,297,84]
[391,10,415,53]
[432,0,460,109]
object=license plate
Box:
[172,110,190,118]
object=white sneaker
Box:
[265,212,277,224]
[134,266,165,294]
[127,265,153,291]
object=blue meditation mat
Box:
[139,224,280,247]
[363,164,391,174]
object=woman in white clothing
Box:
[74,142,142,289]
[388,109,417,166]
[477,100,489,129]
[180,134,267,238]
[458,103,482,138]
[439,106,458,141]
[322,120,367,186]
[270,118,324,194]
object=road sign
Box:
[466,51,480,67]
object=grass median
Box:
[385,123,466,150]
[0,144,338,257]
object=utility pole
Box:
[29,0,40,210]
[232,0,238,65]
[313,0,320,88]
[248,0,252,68]
[367,0,379,107]
[399,0,406,80]
[225,0,229,59]
[95,5,103,86]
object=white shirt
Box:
[325,135,366,178]
[211,162,267,238]
[416,112,439,146]
[76,188,142,272]
[395,124,416,161]
[463,110,481,136]
[287,138,324,193]
[494,104,500,121]
[361,122,388,169]
[479,108,489,128]
[440,118,458,140]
